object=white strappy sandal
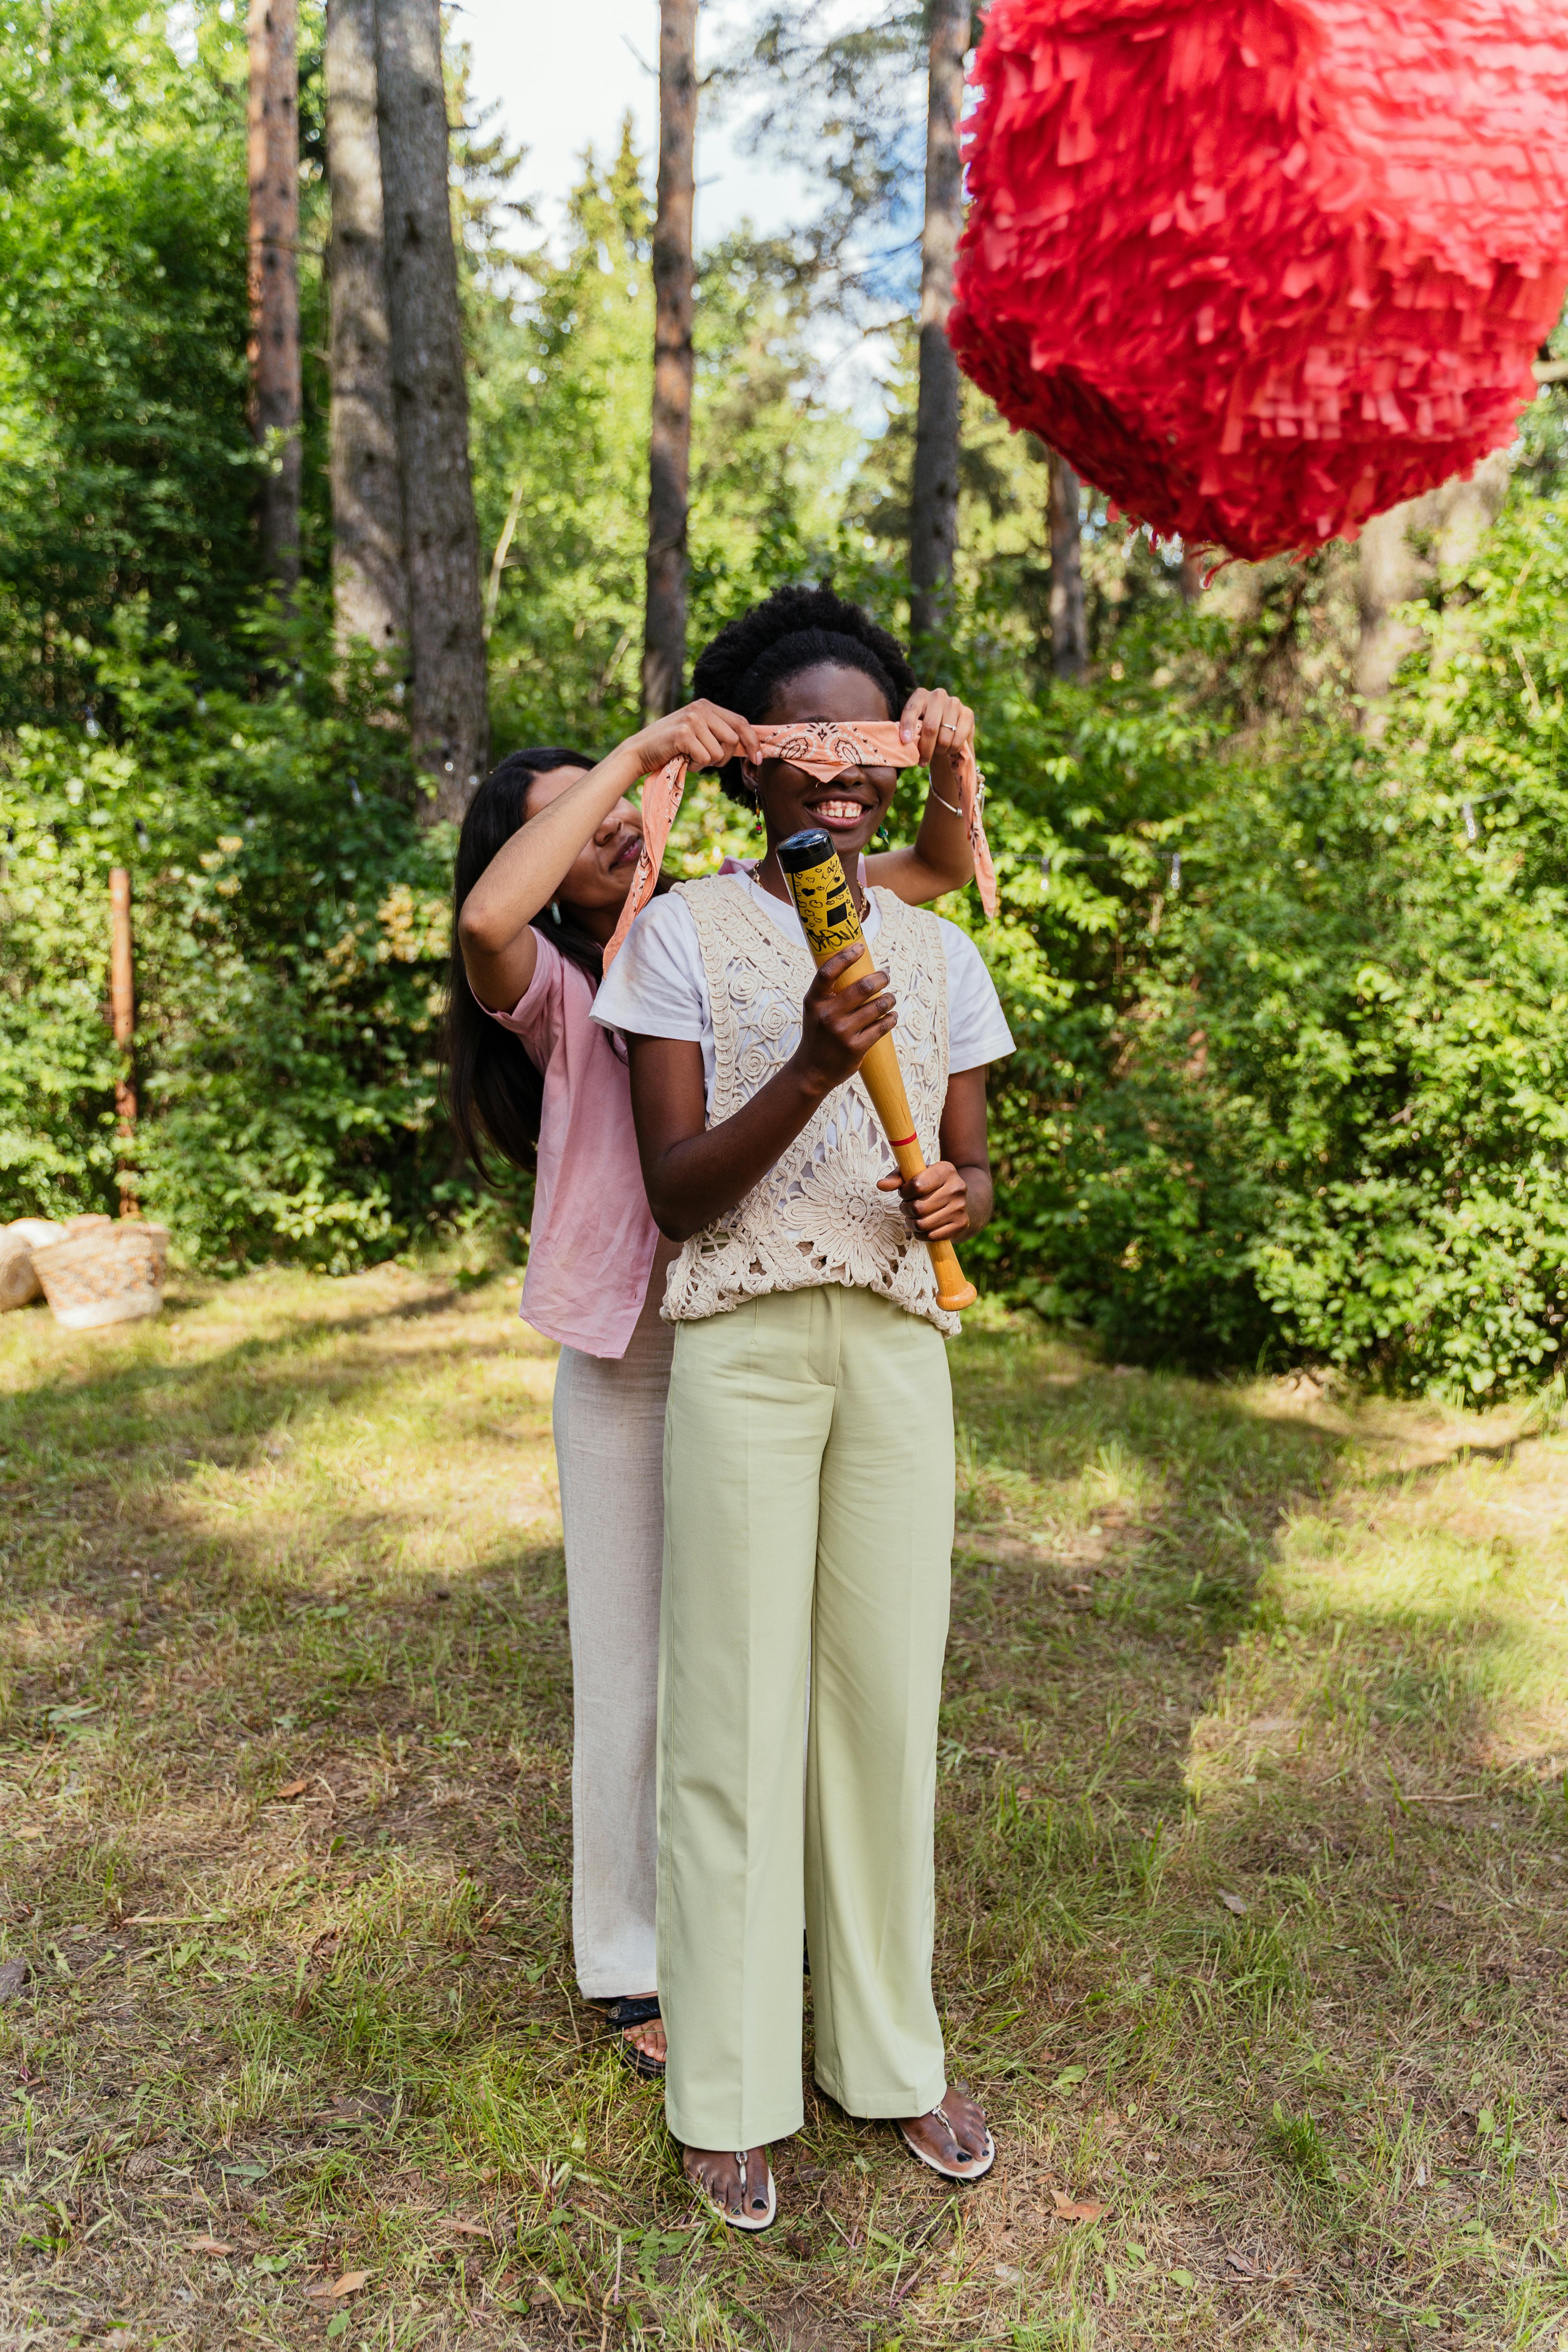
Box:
[898,2099,996,2182]
[687,2148,777,2233]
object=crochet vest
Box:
[661,876,957,1335]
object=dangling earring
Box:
[550,900,562,924]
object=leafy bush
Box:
[0,0,265,724]
[1244,492,1568,1393]
[964,488,1568,1396]
[0,603,507,1268]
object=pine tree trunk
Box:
[909,0,969,646]
[643,0,697,719]
[247,0,302,584]
[377,0,488,818]
[1048,449,1086,679]
[326,0,407,661]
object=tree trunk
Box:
[909,0,969,646]
[643,0,697,720]
[247,0,302,584]
[1355,450,1512,730]
[1352,502,1422,720]
[326,0,407,661]
[377,0,488,819]
[1048,449,1086,679]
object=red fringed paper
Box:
[950,0,1568,561]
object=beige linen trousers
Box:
[658,1283,955,2152]
[552,1291,674,2000]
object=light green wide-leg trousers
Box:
[658,1284,955,2152]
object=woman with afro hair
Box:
[593,584,1009,2224]
[446,586,982,2087]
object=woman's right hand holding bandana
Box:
[626,701,760,779]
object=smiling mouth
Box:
[610,834,642,868]
[807,795,871,831]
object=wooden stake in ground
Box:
[909,0,971,646]
[377,0,488,819]
[326,0,408,663]
[247,0,303,585]
[109,867,138,1218]
[1047,449,1086,679]
[643,0,697,720]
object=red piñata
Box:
[950,0,1568,560]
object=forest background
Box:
[3,0,1568,1400]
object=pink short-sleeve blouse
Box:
[485,933,659,1359]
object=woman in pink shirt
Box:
[446,613,978,2076]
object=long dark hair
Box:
[443,746,605,1181]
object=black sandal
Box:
[603,1994,664,2078]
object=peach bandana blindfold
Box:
[602,720,997,970]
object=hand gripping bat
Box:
[777,828,977,1314]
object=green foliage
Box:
[0,0,270,723]
[0,0,1564,1398]
[968,487,1568,1397]
[1241,493,1568,1394]
[0,603,485,1267]
[470,127,653,751]
[472,124,858,751]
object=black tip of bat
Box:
[777,828,836,873]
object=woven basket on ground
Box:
[0,1234,40,1312]
[0,1218,69,1312]
[32,1220,171,1331]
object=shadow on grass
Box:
[3,1290,1566,2349]
[923,1321,1568,2347]
[0,1280,522,1472]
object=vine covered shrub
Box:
[0,606,495,1269]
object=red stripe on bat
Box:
[887,1133,918,1149]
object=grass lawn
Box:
[2,1265,1567,2351]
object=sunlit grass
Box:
[1,1267,1566,2347]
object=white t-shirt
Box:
[592,870,1014,1106]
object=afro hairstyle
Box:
[690,584,918,804]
